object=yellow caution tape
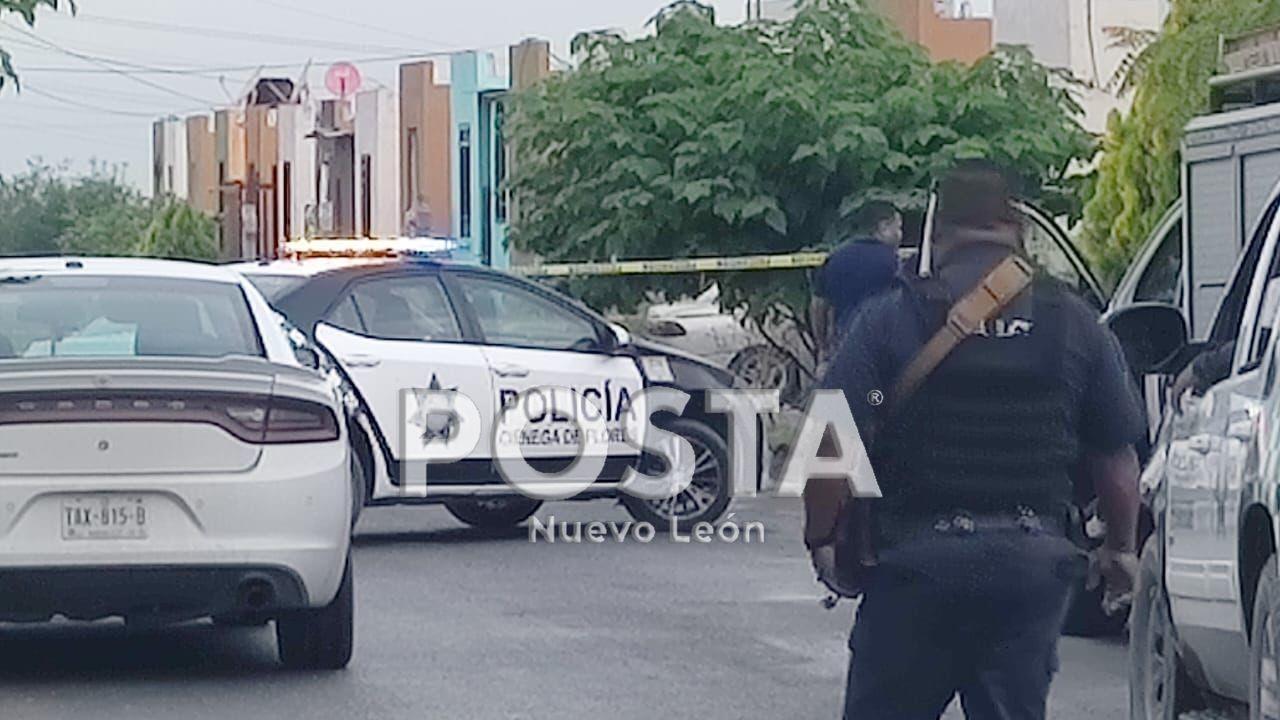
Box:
[510,252,832,277]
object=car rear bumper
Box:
[0,443,351,617]
[0,564,309,623]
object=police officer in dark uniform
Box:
[804,161,1144,720]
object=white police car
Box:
[0,258,355,669]
[234,242,752,530]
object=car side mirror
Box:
[294,346,322,370]
[1106,303,1187,375]
[609,323,634,351]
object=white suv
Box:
[0,258,354,670]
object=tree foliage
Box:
[0,163,217,260]
[507,0,1093,358]
[1081,0,1280,284]
[0,0,75,91]
[137,202,219,262]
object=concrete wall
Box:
[450,51,507,262]
[214,109,246,260]
[399,61,453,237]
[185,115,217,215]
[151,118,189,199]
[355,88,402,238]
[993,0,1070,67]
[275,102,315,243]
[245,105,281,258]
[994,0,1168,133]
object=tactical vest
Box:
[873,277,1080,525]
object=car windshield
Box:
[0,275,263,360]
[243,274,308,303]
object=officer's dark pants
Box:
[842,523,1083,720]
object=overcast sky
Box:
[0,0,994,190]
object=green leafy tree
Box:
[0,164,217,260]
[59,171,154,256]
[136,201,219,262]
[1,0,75,91]
[1081,0,1280,284]
[508,0,1093,365]
[0,163,151,255]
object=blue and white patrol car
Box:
[233,241,753,530]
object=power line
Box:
[3,23,221,105]
[74,13,431,56]
[12,47,505,77]
[253,0,462,50]
[0,119,140,149]
[12,84,199,118]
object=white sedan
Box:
[0,258,355,670]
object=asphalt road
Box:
[0,497,1141,719]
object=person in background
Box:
[811,202,903,363]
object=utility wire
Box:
[0,119,140,149]
[74,14,430,56]
[3,23,220,105]
[13,84,201,118]
[13,47,504,77]
[253,0,462,50]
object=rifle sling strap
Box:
[890,254,1035,413]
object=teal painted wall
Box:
[449,52,507,267]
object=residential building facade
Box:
[748,0,993,63]
[993,0,1170,132]
[155,42,552,266]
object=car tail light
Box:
[0,392,339,445]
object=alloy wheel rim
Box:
[738,351,788,391]
[645,439,722,522]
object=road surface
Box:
[0,497,1154,719]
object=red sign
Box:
[325,62,362,98]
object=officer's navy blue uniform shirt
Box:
[823,243,1145,456]
[812,238,899,336]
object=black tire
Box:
[349,449,368,530]
[729,345,801,407]
[621,418,732,532]
[1130,537,1201,719]
[444,497,543,529]
[276,554,354,671]
[1062,572,1128,637]
[1251,556,1280,720]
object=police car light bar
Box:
[280,237,462,261]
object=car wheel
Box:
[622,418,731,532]
[1252,556,1280,720]
[349,449,368,530]
[729,345,800,406]
[1062,572,1128,637]
[1130,537,1201,719]
[444,497,543,529]
[277,554,354,671]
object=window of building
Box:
[282,161,293,240]
[361,154,373,238]
[494,104,508,225]
[407,128,420,206]
[459,124,472,238]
